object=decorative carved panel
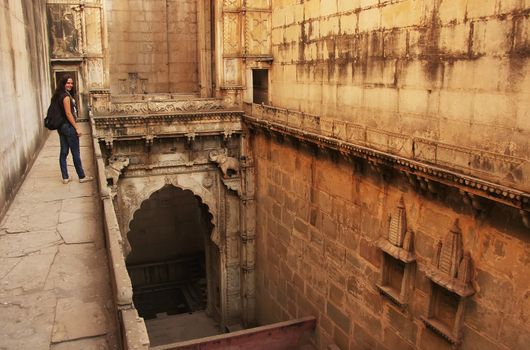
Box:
[245,12,271,55]
[87,59,104,88]
[85,7,102,55]
[224,58,242,86]
[245,0,270,9]
[223,13,241,55]
[223,0,241,10]
[47,4,83,58]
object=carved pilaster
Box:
[238,142,256,326]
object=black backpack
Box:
[44,97,66,130]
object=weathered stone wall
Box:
[253,133,529,350]
[270,0,530,187]
[107,0,198,93]
[0,0,50,218]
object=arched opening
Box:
[126,185,221,345]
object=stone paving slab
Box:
[0,291,57,350]
[0,124,118,350]
[52,297,108,343]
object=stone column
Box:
[239,131,256,326]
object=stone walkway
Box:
[0,123,118,350]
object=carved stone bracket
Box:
[209,149,241,178]
[104,136,114,150]
[106,156,130,188]
[144,135,154,150]
[221,177,241,196]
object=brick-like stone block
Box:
[383,327,415,350]
[385,305,418,345]
[328,282,345,307]
[359,238,382,268]
[465,299,502,337]
[352,324,378,350]
[326,302,351,333]
[466,0,497,19]
[333,326,350,350]
[475,269,515,311]
[498,315,530,350]
[419,327,453,350]
[347,273,362,299]
[461,325,505,350]
[471,19,513,57]
[358,7,381,32]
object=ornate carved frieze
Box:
[91,95,228,116]
[93,111,243,147]
[244,103,530,215]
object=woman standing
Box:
[52,75,93,184]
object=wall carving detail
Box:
[209,149,240,178]
[376,197,416,308]
[422,220,475,346]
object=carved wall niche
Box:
[376,197,416,308]
[47,4,83,58]
[422,219,475,347]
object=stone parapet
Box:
[89,117,150,350]
[244,103,530,215]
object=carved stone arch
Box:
[122,173,226,324]
[121,173,220,254]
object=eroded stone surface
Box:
[0,230,61,258]
[50,336,109,350]
[0,291,57,350]
[57,216,99,244]
[0,251,57,297]
[52,297,108,343]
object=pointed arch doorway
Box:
[125,185,221,341]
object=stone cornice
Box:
[243,107,530,214]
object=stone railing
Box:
[90,117,150,350]
[244,103,529,214]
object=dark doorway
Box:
[126,186,212,320]
[252,69,269,104]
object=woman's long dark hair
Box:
[51,75,76,102]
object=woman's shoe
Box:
[79,176,94,183]
[62,178,70,184]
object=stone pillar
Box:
[239,131,256,326]
[197,0,213,97]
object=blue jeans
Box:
[58,123,86,180]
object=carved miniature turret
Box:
[388,196,407,247]
[377,196,415,262]
[376,196,416,307]
[425,219,475,297]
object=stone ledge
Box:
[243,105,529,214]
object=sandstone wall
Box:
[0,0,50,218]
[253,134,529,350]
[270,0,530,188]
[107,0,198,93]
